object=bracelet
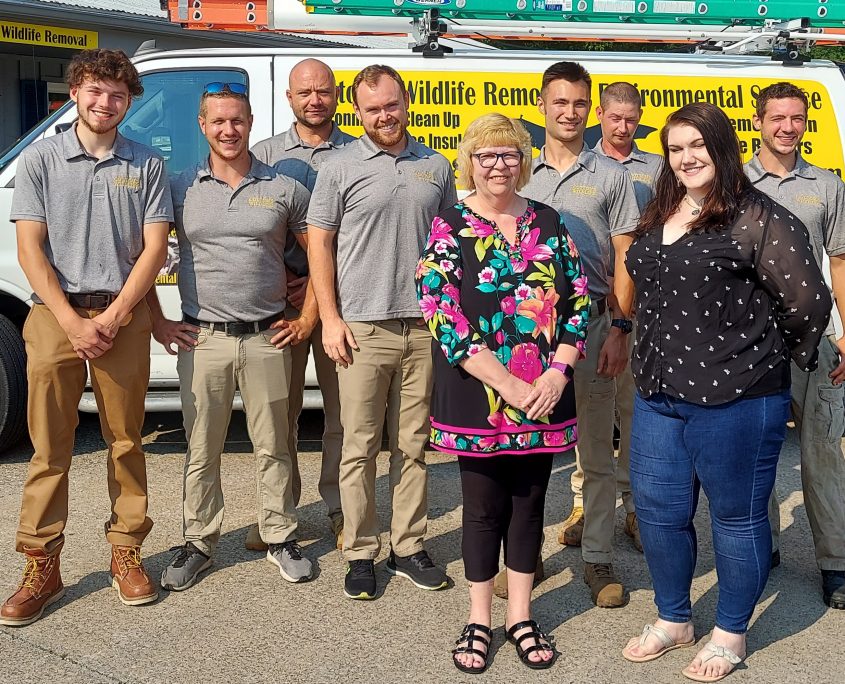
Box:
[549,361,574,380]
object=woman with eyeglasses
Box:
[415,113,589,674]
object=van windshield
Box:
[0,100,75,174]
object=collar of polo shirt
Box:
[359,132,423,160]
[592,138,651,164]
[62,121,134,162]
[285,122,348,152]
[533,142,597,175]
[746,149,818,182]
[197,151,274,183]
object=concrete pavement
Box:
[0,412,842,683]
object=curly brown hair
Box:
[66,49,143,98]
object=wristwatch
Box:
[610,318,634,334]
[549,362,575,380]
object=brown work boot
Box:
[492,554,545,600]
[329,514,344,551]
[245,524,268,552]
[110,545,158,606]
[558,506,584,546]
[0,549,65,626]
[584,562,626,608]
[624,512,644,553]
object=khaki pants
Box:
[769,336,845,571]
[337,319,432,560]
[286,317,343,519]
[16,302,153,554]
[570,332,636,514]
[574,311,623,564]
[177,328,294,556]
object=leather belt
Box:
[67,292,116,309]
[183,313,280,336]
[591,297,607,317]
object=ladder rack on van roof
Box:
[166,0,845,60]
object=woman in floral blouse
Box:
[415,113,589,674]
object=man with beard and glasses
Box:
[746,81,845,609]
[247,59,355,552]
[148,83,314,591]
[2,49,172,626]
[308,65,457,600]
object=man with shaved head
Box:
[251,59,354,551]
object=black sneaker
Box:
[386,550,449,590]
[822,570,845,609]
[344,559,376,600]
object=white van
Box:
[1,44,844,452]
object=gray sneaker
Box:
[267,541,313,583]
[160,543,212,591]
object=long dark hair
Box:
[638,102,757,235]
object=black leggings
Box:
[458,453,554,582]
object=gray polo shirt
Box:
[745,151,845,335]
[170,154,310,322]
[10,123,173,298]
[523,144,640,298]
[307,133,457,321]
[593,140,663,212]
[252,123,355,278]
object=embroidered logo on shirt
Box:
[414,170,436,182]
[248,196,276,209]
[796,194,822,205]
[630,173,653,184]
[113,176,141,190]
[571,184,598,197]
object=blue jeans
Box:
[630,390,790,634]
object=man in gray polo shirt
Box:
[248,58,355,553]
[2,49,171,626]
[148,83,314,591]
[746,81,845,609]
[522,61,640,609]
[555,81,664,556]
[308,65,457,600]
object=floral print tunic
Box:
[415,200,590,457]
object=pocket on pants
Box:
[347,321,376,340]
[813,384,845,443]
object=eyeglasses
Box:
[203,82,248,95]
[472,151,524,168]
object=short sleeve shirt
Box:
[10,123,173,298]
[593,140,664,212]
[251,123,355,277]
[307,134,458,321]
[170,154,310,322]
[745,152,845,335]
[523,144,640,298]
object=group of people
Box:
[2,46,844,683]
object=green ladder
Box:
[303,0,844,26]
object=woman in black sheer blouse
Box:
[620,103,830,683]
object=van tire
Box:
[0,314,27,454]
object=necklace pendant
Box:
[691,208,700,215]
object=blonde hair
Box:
[456,114,533,191]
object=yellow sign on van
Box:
[334,71,843,184]
[0,21,97,49]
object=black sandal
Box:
[452,623,492,674]
[506,619,556,670]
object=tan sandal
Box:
[622,624,695,663]
[682,642,743,682]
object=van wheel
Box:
[0,314,27,454]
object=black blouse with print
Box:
[625,193,831,406]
